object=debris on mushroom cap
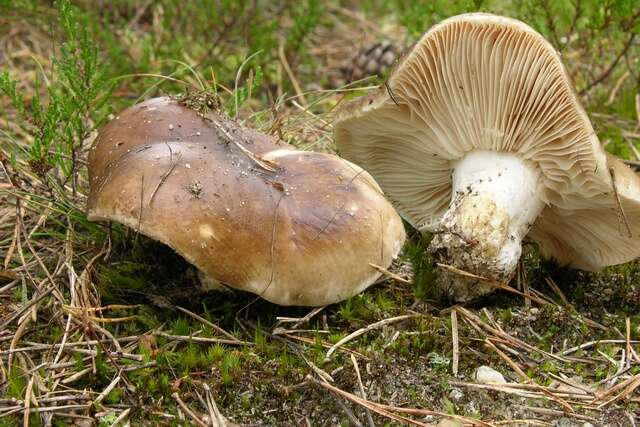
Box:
[87,97,405,306]
[334,13,640,301]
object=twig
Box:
[325,314,418,360]
[580,31,636,95]
[23,376,34,427]
[0,404,91,416]
[351,354,375,427]
[636,93,640,130]
[544,277,569,306]
[368,263,410,284]
[109,408,131,427]
[484,339,574,413]
[513,405,596,423]
[607,71,630,105]
[557,339,639,356]
[156,332,252,346]
[60,367,92,384]
[94,375,121,405]
[627,317,640,363]
[332,394,365,427]
[308,375,493,426]
[457,307,570,364]
[175,305,239,342]
[172,392,208,427]
[274,306,326,331]
[278,43,306,106]
[451,380,593,398]
[209,117,277,172]
[451,310,459,376]
[437,263,549,305]
[282,333,368,359]
[308,375,429,427]
[203,383,227,427]
[597,373,640,408]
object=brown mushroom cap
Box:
[87,97,405,306]
[334,13,640,271]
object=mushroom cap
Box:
[334,13,640,271]
[88,97,405,306]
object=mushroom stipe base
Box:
[429,150,545,301]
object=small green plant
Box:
[277,349,293,378]
[7,366,26,399]
[339,297,356,321]
[254,321,268,352]
[0,0,112,191]
[428,352,450,369]
[171,317,193,336]
[441,397,457,415]
[286,0,324,64]
[98,413,119,427]
[208,344,227,361]
[220,352,241,386]
[404,232,436,300]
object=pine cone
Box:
[341,41,399,83]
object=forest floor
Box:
[1,1,640,426]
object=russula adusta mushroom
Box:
[334,13,640,301]
[87,97,405,306]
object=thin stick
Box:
[484,339,574,413]
[23,376,34,427]
[513,405,596,423]
[278,43,306,105]
[368,263,410,284]
[544,277,569,306]
[597,373,640,408]
[558,339,640,356]
[172,392,208,427]
[0,404,91,416]
[279,306,326,331]
[332,395,365,427]
[607,71,631,105]
[437,263,548,305]
[351,354,375,427]
[157,332,252,346]
[282,333,367,359]
[626,317,640,363]
[175,305,239,342]
[109,408,131,427]
[635,93,640,130]
[308,376,429,427]
[94,375,121,405]
[61,367,92,384]
[308,375,493,426]
[203,383,227,427]
[451,310,459,376]
[325,314,418,360]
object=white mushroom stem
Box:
[430,150,545,292]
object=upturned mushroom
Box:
[334,13,640,300]
[87,96,405,306]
